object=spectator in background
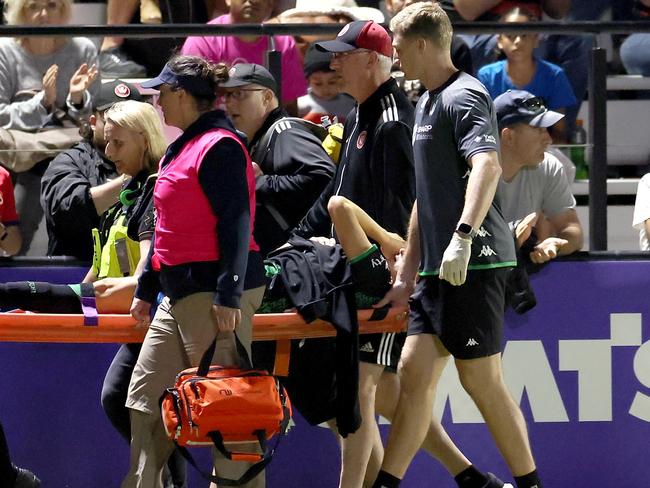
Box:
[495,90,583,263]
[182,0,308,113]
[98,0,212,78]
[478,7,576,142]
[449,0,589,137]
[620,0,650,76]
[633,173,650,251]
[0,419,39,487]
[221,63,335,257]
[41,80,143,261]
[0,0,100,255]
[298,44,355,123]
[0,165,21,256]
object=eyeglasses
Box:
[25,0,61,12]
[222,88,266,101]
[331,49,372,60]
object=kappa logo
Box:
[474,134,497,144]
[360,342,375,353]
[466,338,479,347]
[476,226,492,238]
[478,245,497,257]
[371,256,387,269]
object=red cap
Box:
[315,20,392,58]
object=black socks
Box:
[515,470,542,488]
[455,465,489,488]
[372,470,401,488]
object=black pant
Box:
[101,344,187,488]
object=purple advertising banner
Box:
[0,259,648,487]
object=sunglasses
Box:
[518,96,547,114]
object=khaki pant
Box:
[122,287,266,488]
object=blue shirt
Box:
[478,58,577,110]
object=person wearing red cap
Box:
[373,3,541,488]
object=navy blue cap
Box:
[494,90,564,129]
[315,20,392,57]
[219,63,278,96]
[140,63,215,97]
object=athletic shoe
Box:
[13,466,41,488]
[99,47,147,78]
[484,472,514,488]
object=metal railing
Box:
[2,20,650,250]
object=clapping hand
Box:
[69,63,99,106]
[42,64,58,109]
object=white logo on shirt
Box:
[474,134,497,144]
[478,245,497,257]
[466,338,479,346]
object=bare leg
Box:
[380,334,450,478]
[455,354,536,477]
[339,362,385,488]
[101,0,140,51]
[372,365,472,482]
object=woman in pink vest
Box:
[122,55,266,488]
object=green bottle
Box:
[571,119,588,180]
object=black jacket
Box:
[266,236,360,437]
[250,107,335,256]
[293,78,415,240]
[40,140,117,261]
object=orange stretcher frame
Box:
[0,310,407,375]
[0,309,407,344]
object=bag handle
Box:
[177,400,291,487]
[197,331,253,377]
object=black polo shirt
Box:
[413,71,516,276]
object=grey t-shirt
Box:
[0,37,99,131]
[499,151,576,227]
[413,71,516,275]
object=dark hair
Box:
[494,7,539,60]
[166,54,229,111]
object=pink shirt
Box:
[181,15,308,103]
[0,166,18,224]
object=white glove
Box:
[439,232,472,286]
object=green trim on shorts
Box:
[67,283,82,297]
[418,261,517,276]
[264,263,282,278]
[348,244,379,264]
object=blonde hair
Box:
[104,101,168,172]
[390,2,453,52]
[4,0,73,26]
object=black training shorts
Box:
[351,245,405,368]
[408,268,508,359]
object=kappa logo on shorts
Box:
[478,245,497,257]
[360,342,375,353]
[476,226,492,238]
[466,338,479,347]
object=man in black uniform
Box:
[220,63,335,256]
[373,4,541,488]
[40,80,143,260]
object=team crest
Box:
[356,130,367,149]
[114,83,131,98]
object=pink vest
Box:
[153,128,258,268]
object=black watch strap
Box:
[456,223,477,239]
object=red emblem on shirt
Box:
[356,130,367,149]
[114,83,131,99]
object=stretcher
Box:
[0,309,407,375]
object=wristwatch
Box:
[455,222,477,240]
